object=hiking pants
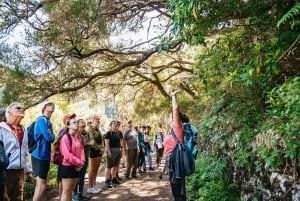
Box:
[125,149,138,177]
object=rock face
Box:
[241,171,300,201]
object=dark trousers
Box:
[125,149,138,177]
[167,156,186,201]
[169,171,186,201]
[74,159,88,195]
[0,171,5,201]
[138,150,145,167]
[4,169,24,201]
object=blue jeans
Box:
[143,145,152,169]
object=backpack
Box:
[27,116,46,153]
[183,123,197,152]
[51,133,72,165]
[154,134,164,149]
[170,129,195,177]
[0,140,9,171]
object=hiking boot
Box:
[104,180,112,188]
[112,177,121,185]
[149,167,154,171]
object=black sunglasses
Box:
[14,106,25,111]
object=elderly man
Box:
[0,102,33,201]
[123,120,139,179]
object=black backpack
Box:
[27,116,46,153]
[0,140,9,171]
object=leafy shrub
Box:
[187,152,240,201]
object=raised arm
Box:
[171,90,181,128]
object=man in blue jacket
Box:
[31,102,56,201]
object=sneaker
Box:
[112,178,121,185]
[87,187,100,194]
[94,185,102,192]
[149,167,154,171]
[86,188,93,193]
[78,194,90,201]
[104,181,112,188]
[72,195,79,201]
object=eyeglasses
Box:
[14,106,25,111]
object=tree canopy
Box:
[1,1,300,199]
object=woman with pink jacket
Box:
[59,118,85,201]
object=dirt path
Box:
[46,159,173,201]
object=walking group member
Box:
[153,128,165,169]
[104,120,122,187]
[0,102,33,201]
[57,113,76,200]
[143,126,154,171]
[73,119,93,201]
[163,91,187,201]
[32,102,56,201]
[137,126,145,174]
[87,116,103,193]
[59,118,85,201]
[123,120,139,179]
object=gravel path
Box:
[45,159,173,201]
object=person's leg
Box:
[125,149,133,177]
[33,178,47,201]
[169,171,186,201]
[88,157,97,188]
[33,159,50,201]
[61,178,77,201]
[131,149,139,177]
[104,167,112,187]
[93,156,101,187]
[5,169,24,201]
[146,149,153,170]
[78,160,89,198]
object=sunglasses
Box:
[14,106,25,111]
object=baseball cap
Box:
[63,113,76,126]
[0,108,5,115]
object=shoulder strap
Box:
[171,129,180,144]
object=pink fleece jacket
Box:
[60,133,85,167]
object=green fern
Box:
[277,2,300,28]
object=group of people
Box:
[0,90,194,201]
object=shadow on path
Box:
[46,159,172,201]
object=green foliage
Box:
[187,152,240,201]
[277,3,300,29]
[256,77,300,169]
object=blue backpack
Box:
[170,129,195,177]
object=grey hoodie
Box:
[0,122,32,173]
